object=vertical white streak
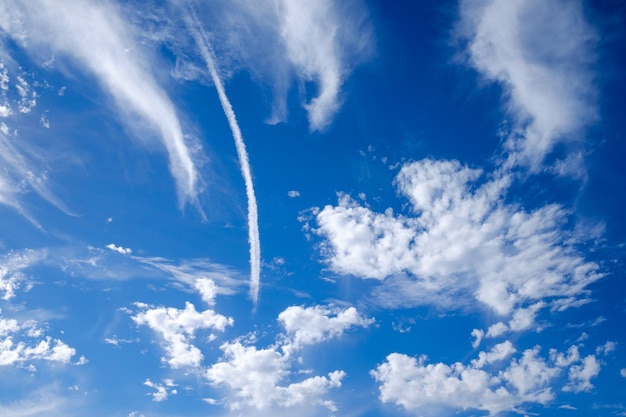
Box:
[187,13,261,305]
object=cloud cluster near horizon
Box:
[372,341,603,415]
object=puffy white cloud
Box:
[144,379,177,402]
[313,159,601,321]
[471,341,516,368]
[621,368,626,378]
[0,0,201,206]
[105,244,132,255]
[195,278,218,306]
[563,354,600,393]
[471,328,484,348]
[132,300,233,368]
[206,304,369,411]
[372,342,601,416]
[457,0,598,170]
[206,341,345,411]
[278,305,374,352]
[0,310,81,366]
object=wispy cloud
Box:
[457,0,598,171]
[170,0,372,131]
[185,9,261,305]
[0,0,201,206]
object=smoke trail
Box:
[186,12,261,305]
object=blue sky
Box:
[0,0,625,416]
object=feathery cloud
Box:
[0,0,201,206]
[457,0,598,170]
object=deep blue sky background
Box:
[0,1,625,416]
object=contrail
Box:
[186,12,261,305]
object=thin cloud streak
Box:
[0,0,201,207]
[186,11,261,305]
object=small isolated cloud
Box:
[595,341,617,356]
[311,159,601,323]
[144,379,177,402]
[105,244,132,255]
[620,368,626,378]
[457,0,598,170]
[371,342,602,416]
[288,190,301,198]
[471,328,484,348]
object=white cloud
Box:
[471,328,484,348]
[194,278,218,306]
[0,250,45,300]
[457,0,598,170]
[186,14,261,305]
[621,368,626,378]
[563,354,600,393]
[288,190,301,198]
[132,300,233,369]
[595,341,617,356]
[105,244,132,255]
[144,379,178,402]
[0,310,80,366]
[278,305,374,353]
[206,341,345,411]
[312,159,601,322]
[471,340,516,368]
[206,304,369,411]
[176,0,372,131]
[372,342,601,416]
[0,0,201,206]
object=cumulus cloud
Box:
[206,341,345,411]
[312,159,601,323]
[0,311,81,366]
[457,0,598,170]
[206,304,370,411]
[0,0,201,206]
[143,379,177,402]
[105,244,132,255]
[278,305,374,353]
[371,342,601,416]
[132,300,233,368]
